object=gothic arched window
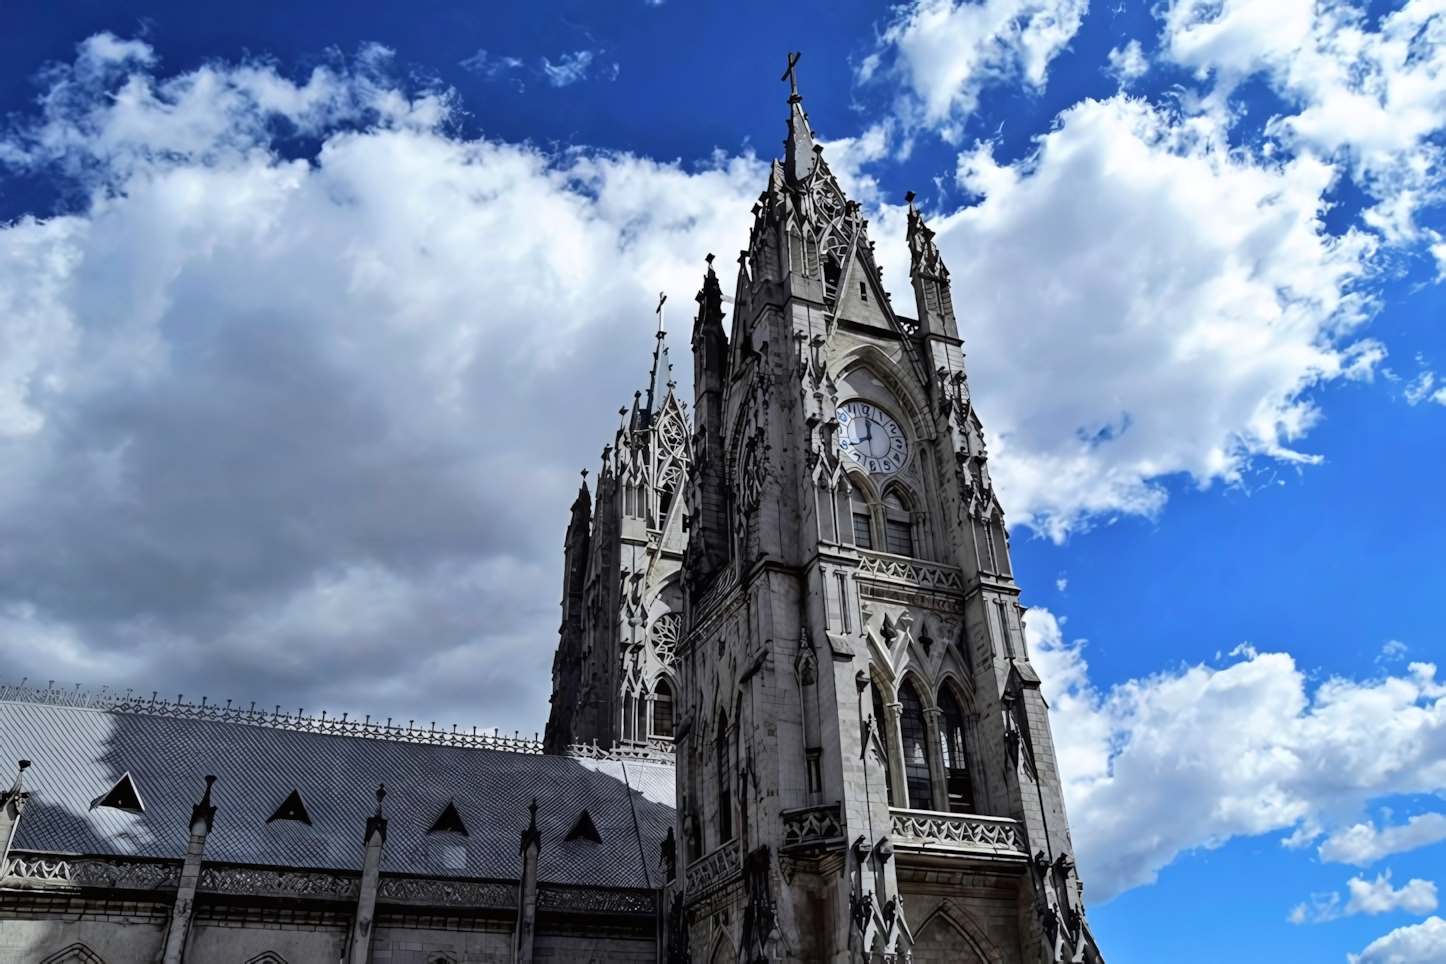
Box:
[938,686,975,813]
[623,693,636,742]
[898,680,935,810]
[882,490,914,557]
[652,679,675,739]
[849,478,874,549]
[716,709,733,843]
[870,681,895,807]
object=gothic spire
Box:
[782,51,817,184]
[644,292,670,423]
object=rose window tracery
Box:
[650,612,681,666]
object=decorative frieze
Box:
[780,804,845,853]
[566,740,676,763]
[537,885,654,914]
[0,683,543,754]
[377,876,515,909]
[69,858,181,890]
[889,809,1027,856]
[199,866,360,901]
[855,551,965,593]
[685,841,740,895]
[2,856,73,883]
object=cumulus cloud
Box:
[1291,871,1439,923]
[860,0,1089,137]
[1106,40,1149,85]
[1162,0,1446,245]
[1351,915,1446,964]
[925,94,1379,536]
[1025,609,1446,902]
[1320,814,1446,867]
[0,35,761,732]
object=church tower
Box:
[544,315,690,756]
[662,61,1105,963]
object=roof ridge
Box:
[0,681,543,755]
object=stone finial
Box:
[520,798,542,855]
[365,783,388,844]
[190,775,217,833]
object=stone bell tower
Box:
[544,306,690,756]
[665,58,1105,963]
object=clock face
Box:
[837,401,908,474]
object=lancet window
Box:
[652,679,675,738]
[716,709,733,843]
[882,490,914,557]
[898,680,934,811]
[938,686,975,813]
[849,478,873,549]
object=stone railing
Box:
[889,809,1027,856]
[685,841,740,894]
[566,740,676,763]
[855,552,965,593]
[0,682,542,755]
[3,856,72,882]
[781,804,846,852]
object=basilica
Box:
[0,66,1104,964]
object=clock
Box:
[837,401,908,474]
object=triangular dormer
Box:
[266,789,312,825]
[90,772,144,813]
[427,800,469,836]
[564,808,602,843]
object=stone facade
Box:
[550,67,1105,963]
[0,66,1105,964]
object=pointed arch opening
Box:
[938,684,975,813]
[881,487,915,557]
[848,474,874,549]
[716,708,733,844]
[652,677,675,739]
[898,679,935,810]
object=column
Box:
[922,706,949,812]
[161,775,216,964]
[349,785,388,964]
[515,799,542,964]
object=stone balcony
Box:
[888,808,1028,860]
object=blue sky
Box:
[2,0,1445,961]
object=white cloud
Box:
[1351,916,1446,964]
[1025,608,1446,903]
[1320,814,1446,867]
[1293,871,1439,923]
[0,35,762,732]
[542,50,595,87]
[1404,372,1446,406]
[458,49,525,79]
[861,0,1089,137]
[1107,40,1149,85]
[923,94,1379,536]
[1162,0,1446,244]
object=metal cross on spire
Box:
[782,51,802,99]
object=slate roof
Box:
[0,697,676,890]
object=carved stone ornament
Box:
[68,858,181,890]
[376,876,516,908]
[199,866,361,900]
[650,612,682,666]
[685,841,741,895]
[537,885,655,914]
